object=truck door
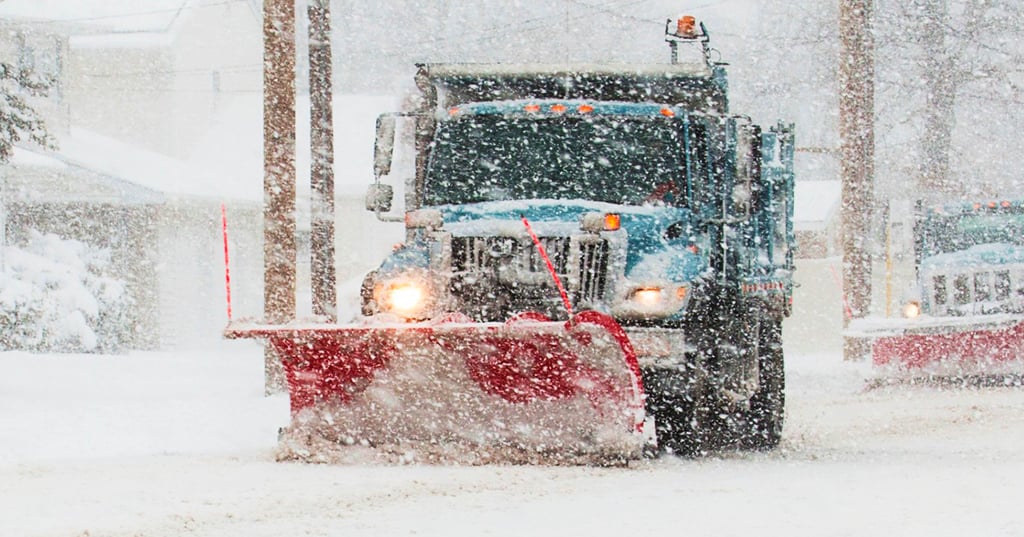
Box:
[759,126,795,271]
[729,117,761,221]
[684,115,711,212]
[728,117,764,275]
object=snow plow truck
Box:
[851,198,1024,377]
[227,17,796,463]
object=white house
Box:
[0,1,403,349]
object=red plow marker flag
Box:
[221,203,232,322]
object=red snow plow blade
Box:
[858,316,1024,374]
[226,310,646,464]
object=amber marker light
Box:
[677,15,697,37]
[604,213,621,231]
[660,107,675,117]
[550,104,567,113]
[524,104,541,113]
[578,104,594,113]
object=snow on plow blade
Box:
[225,311,646,464]
[852,315,1024,375]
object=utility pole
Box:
[917,0,956,196]
[263,0,296,391]
[839,0,875,360]
[309,0,336,321]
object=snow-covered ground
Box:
[2,341,1023,537]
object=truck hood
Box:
[433,199,707,281]
[922,243,1024,272]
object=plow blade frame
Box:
[226,311,647,463]
[868,316,1024,371]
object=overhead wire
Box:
[73,0,829,85]
[7,0,247,25]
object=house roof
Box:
[7,126,249,205]
[794,180,841,232]
[7,93,398,207]
[7,144,167,206]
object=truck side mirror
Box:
[374,115,397,179]
[730,120,760,219]
[365,183,394,213]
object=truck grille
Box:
[448,235,611,307]
[450,236,571,275]
[577,239,610,304]
[929,269,1024,315]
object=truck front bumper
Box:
[625,327,693,370]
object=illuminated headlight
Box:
[375,279,430,319]
[616,285,690,319]
[902,301,921,319]
[631,287,664,306]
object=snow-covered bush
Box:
[0,230,132,353]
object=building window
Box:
[16,32,62,102]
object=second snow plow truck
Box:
[227,17,796,463]
[852,198,1024,376]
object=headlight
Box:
[631,287,664,306]
[902,301,921,319]
[614,283,690,320]
[628,286,688,305]
[375,279,430,319]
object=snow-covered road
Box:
[3,342,1023,537]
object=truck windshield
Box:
[919,212,1024,256]
[424,115,685,206]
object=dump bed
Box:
[416,62,728,114]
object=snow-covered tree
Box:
[0,230,133,353]
[0,60,55,163]
[876,0,1024,198]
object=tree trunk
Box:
[916,0,958,196]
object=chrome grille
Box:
[577,239,610,304]
[929,268,1024,315]
[449,235,611,303]
[450,236,571,275]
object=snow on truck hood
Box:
[437,199,694,246]
[922,243,1024,271]
[438,199,686,229]
[433,199,706,282]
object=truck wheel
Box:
[649,394,703,456]
[739,318,785,450]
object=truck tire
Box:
[645,370,706,456]
[657,293,755,455]
[738,317,785,450]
